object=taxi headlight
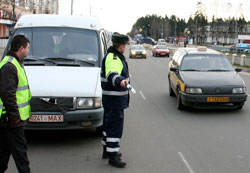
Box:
[76,97,101,109]
[186,88,203,94]
[142,50,147,55]
[131,50,136,55]
[232,87,246,94]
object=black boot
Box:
[109,154,126,168]
[102,147,122,159]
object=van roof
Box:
[15,14,103,31]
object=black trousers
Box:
[0,126,30,173]
[102,109,124,155]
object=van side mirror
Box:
[170,67,178,72]
[235,68,242,72]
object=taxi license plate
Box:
[29,115,64,122]
[161,53,165,55]
[207,97,229,102]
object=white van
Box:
[158,39,166,45]
[3,14,109,134]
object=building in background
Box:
[0,0,59,37]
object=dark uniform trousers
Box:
[0,126,30,173]
[102,109,124,155]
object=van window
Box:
[12,27,100,66]
[9,28,33,54]
[101,32,107,56]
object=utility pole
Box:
[161,18,164,39]
[175,20,177,38]
[71,0,73,15]
[235,3,243,53]
[11,0,15,24]
[195,18,197,45]
[90,5,92,16]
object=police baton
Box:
[125,81,136,94]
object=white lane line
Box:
[139,91,146,100]
[178,152,195,173]
[248,93,250,97]
[129,73,132,78]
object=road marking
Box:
[129,73,132,78]
[178,152,195,173]
[248,93,250,97]
[139,91,146,100]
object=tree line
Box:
[129,12,250,44]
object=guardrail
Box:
[225,53,250,66]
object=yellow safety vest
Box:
[0,56,32,120]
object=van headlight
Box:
[186,88,203,94]
[76,97,101,109]
[232,87,246,94]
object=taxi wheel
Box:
[177,90,185,110]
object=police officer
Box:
[0,35,32,173]
[101,32,129,168]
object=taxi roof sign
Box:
[197,46,207,52]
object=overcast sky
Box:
[59,0,250,34]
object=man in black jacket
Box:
[0,35,31,173]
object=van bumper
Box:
[25,108,104,130]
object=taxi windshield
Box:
[131,46,145,50]
[156,45,168,49]
[180,54,234,71]
[11,27,100,66]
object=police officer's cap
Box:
[112,32,129,44]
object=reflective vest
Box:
[0,56,32,120]
[101,52,129,109]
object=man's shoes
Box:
[102,150,122,159]
[109,155,126,168]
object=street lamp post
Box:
[227,3,243,53]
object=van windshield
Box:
[12,27,100,66]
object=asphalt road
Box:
[5,47,250,173]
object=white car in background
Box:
[158,39,166,45]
